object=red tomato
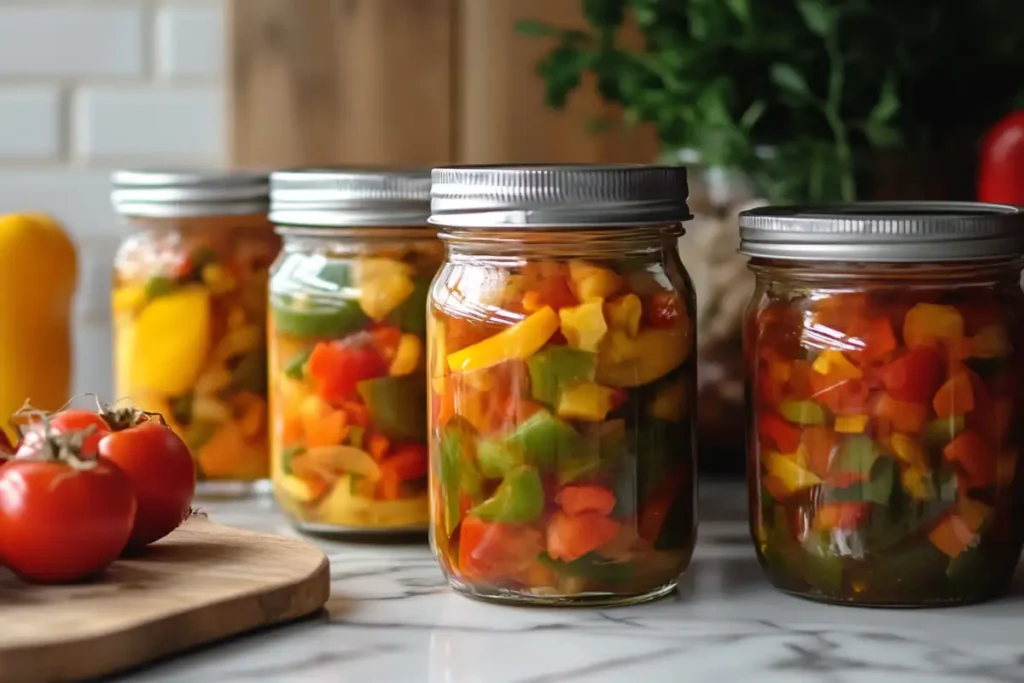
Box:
[978,111,1024,204]
[50,409,112,455]
[0,457,136,582]
[99,421,196,550]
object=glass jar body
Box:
[268,227,443,534]
[746,259,1024,606]
[112,214,280,489]
[428,227,698,606]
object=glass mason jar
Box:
[268,169,441,536]
[740,202,1024,607]
[111,170,279,495]
[427,165,698,606]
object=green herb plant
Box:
[519,0,1024,203]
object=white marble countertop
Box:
[122,482,1024,683]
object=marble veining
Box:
[122,483,1024,683]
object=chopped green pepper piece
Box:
[145,275,178,300]
[779,399,827,425]
[440,422,471,535]
[185,420,218,452]
[767,506,843,594]
[829,436,880,476]
[923,415,965,451]
[281,445,305,475]
[555,419,627,485]
[284,348,313,381]
[346,425,366,449]
[827,454,898,506]
[356,375,426,441]
[271,294,370,339]
[385,277,430,337]
[476,439,520,479]
[502,410,581,468]
[169,393,193,426]
[537,552,634,583]
[468,466,544,524]
[526,346,597,407]
[231,348,268,395]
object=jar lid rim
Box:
[738,201,1024,261]
[111,168,270,218]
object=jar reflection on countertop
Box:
[267,168,441,536]
[428,165,698,606]
[740,202,1024,607]
[111,170,280,495]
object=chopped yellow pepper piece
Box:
[201,263,237,294]
[765,451,821,495]
[970,325,1011,358]
[354,257,415,321]
[890,433,926,468]
[113,284,147,314]
[278,474,323,503]
[811,349,862,378]
[604,294,642,337]
[649,378,687,422]
[129,285,211,396]
[559,300,608,352]
[903,303,964,350]
[389,334,422,377]
[556,382,617,421]
[568,261,623,301]
[596,318,692,387]
[901,467,932,501]
[447,306,560,373]
[429,315,447,395]
[834,414,868,434]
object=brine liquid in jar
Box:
[268,168,441,536]
[740,202,1024,607]
[428,165,698,606]
[111,170,280,498]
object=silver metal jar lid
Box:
[111,169,270,218]
[270,167,432,228]
[429,164,692,228]
[738,202,1024,262]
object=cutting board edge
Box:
[0,522,332,683]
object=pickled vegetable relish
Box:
[113,214,279,484]
[269,240,440,531]
[741,203,1024,606]
[429,253,698,603]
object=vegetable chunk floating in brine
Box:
[427,165,698,606]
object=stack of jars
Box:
[111,165,1024,608]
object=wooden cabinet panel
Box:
[229,0,455,167]
[229,0,657,167]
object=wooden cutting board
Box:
[0,516,330,682]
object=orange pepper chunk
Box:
[933,372,974,419]
[556,485,617,516]
[367,432,390,461]
[943,430,996,489]
[801,426,837,477]
[872,393,927,434]
[812,502,869,531]
[458,516,545,582]
[546,511,622,563]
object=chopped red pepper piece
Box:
[546,511,622,562]
[880,347,943,404]
[556,485,617,516]
[458,516,545,582]
[801,426,837,477]
[759,412,802,453]
[307,335,389,404]
[647,291,682,328]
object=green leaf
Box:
[515,19,559,38]
[868,79,901,124]
[582,0,625,30]
[739,100,766,130]
[725,0,751,23]
[770,64,811,98]
[796,0,835,37]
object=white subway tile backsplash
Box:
[156,3,225,79]
[0,87,63,160]
[74,86,225,161]
[0,6,145,78]
[0,0,227,398]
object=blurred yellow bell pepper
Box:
[0,213,76,439]
[559,300,608,352]
[127,285,211,396]
[596,318,692,387]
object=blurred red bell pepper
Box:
[978,111,1024,204]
